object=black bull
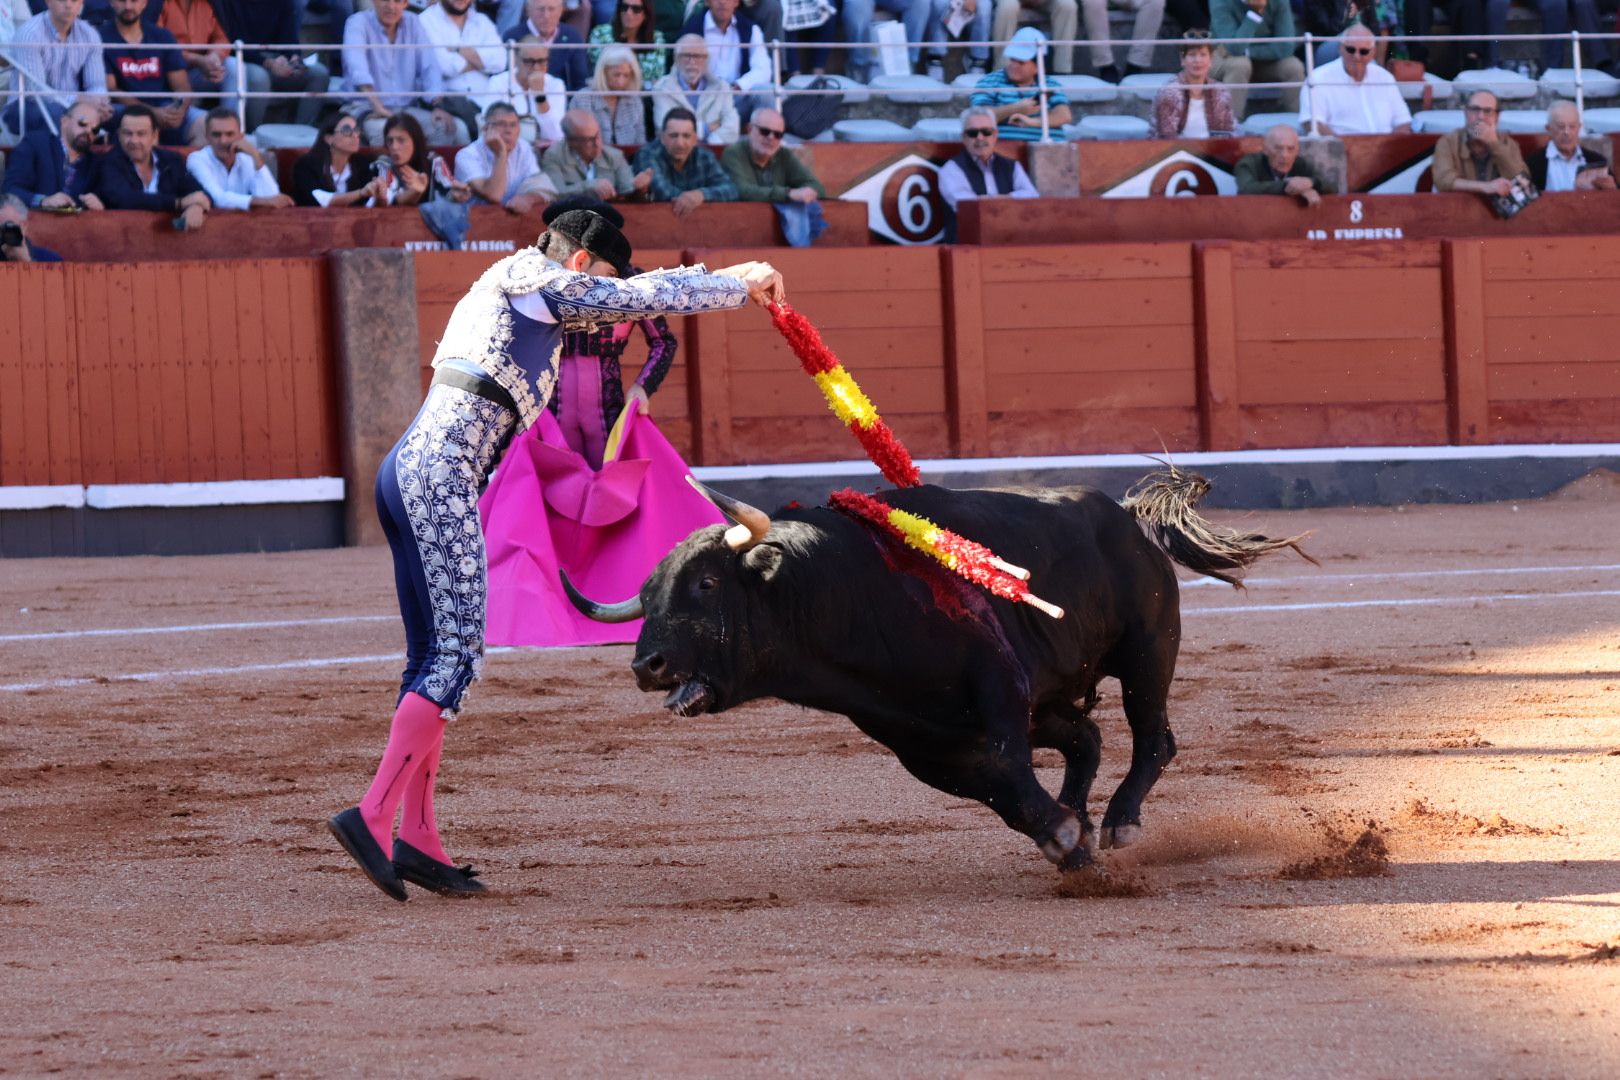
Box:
[566,469,1310,873]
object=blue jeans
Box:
[843,0,931,77]
[926,0,991,61]
[1484,0,1609,69]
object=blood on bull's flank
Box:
[567,467,1313,875]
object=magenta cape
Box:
[480,401,723,647]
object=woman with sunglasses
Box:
[588,0,669,85]
[292,114,380,207]
[1151,29,1235,139]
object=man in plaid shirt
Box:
[633,106,738,218]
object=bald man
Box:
[1235,124,1327,206]
[1299,24,1412,137]
[1530,100,1615,192]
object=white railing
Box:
[7,32,1619,143]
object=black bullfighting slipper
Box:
[392,839,488,897]
[327,807,409,902]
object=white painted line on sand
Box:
[0,614,396,644]
[1183,588,1620,616]
[1181,562,1620,589]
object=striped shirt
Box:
[8,12,105,113]
[969,68,1068,140]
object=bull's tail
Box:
[1121,464,1317,588]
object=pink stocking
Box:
[358,692,446,851]
[397,731,452,865]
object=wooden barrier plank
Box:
[104,266,148,485]
[234,263,275,480]
[260,264,300,478]
[73,265,118,485]
[288,261,337,477]
[1480,236,1620,279]
[1483,315,1620,365]
[1489,361,1620,400]
[150,260,190,482]
[1194,243,1240,451]
[1236,341,1447,405]
[177,264,219,481]
[980,280,1193,330]
[1443,240,1491,444]
[983,326,1196,373]
[1228,240,1442,271]
[1231,268,1444,341]
[724,327,947,372]
[729,367,947,419]
[942,246,989,458]
[984,405,1201,457]
[988,369,1196,412]
[0,270,23,486]
[978,244,1192,283]
[43,269,82,487]
[124,266,164,484]
[685,304,732,465]
[1491,398,1620,442]
[1481,280,1618,319]
[1238,403,1449,448]
[204,263,246,481]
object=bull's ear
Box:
[741,543,783,582]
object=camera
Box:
[0,221,23,250]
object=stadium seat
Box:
[867,74,955,104]
[1579,107,1620,133]
[1060,123,1098,140]
[1497,109,1549,134]
[1396,72,1455,102]
[786,72,871,106]
[831,118,914,141]
[1452,67,1538,101]
[1539,68,1620,99]
[1119,72,1174,102]
[1240,113,1302,136]
[910,117,964,140]
[251,124,321,150]
[1076,114,1151,139]
[1411,109,1467,133]
[1050,74,1119,105]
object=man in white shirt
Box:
[1533,100,1616,193]
[454,101,556,212]
[420,0,506,150]
[485,37,567,145]
[938,105,1037,217]
[684,0,770,121]
[1299,24,1412,137]
[185,106,293,211]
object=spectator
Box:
[1210,0,1304,119]
[502,0,590,92]
[2,97,104,209]
[213,0,331,131]
[1530,100,1616,192]
[721,105,824,200]
[925,0,991,81]
[1432,90,1530,198]
[1151,28,1235,138]
[186,105,294,210]
[1235,123,1325,205]
[1484,0,1609,75]
[485,37,567,145]
[370,111,471,206]
[454,100,556,211]
[342,0,470,146]
[575,44,649,145]
[651,33,738,145]
[1299,24,1411,136]
[420,0,506,143]
[155,0,232,109]
[843,0,928,82]
[5,0,108,134]
[1080,0,1166,83]
[0,192,62,261]
[87,102,212,228]
[938,104,1036,216]
[632,105,736,217]
[969,28,1071,141]
[291,111,379,206]
[589,0,669,85]
[682,0,769,115]
[784,0,840,76]
[991,0,1077,77]
[540,106,652,199]
[100,0,203,147]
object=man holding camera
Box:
[0,194,64,263]
[1432,90,1530,202]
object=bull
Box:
[565,468,1310,873]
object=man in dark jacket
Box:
[87,103,213,228]
[1235,123,1328,206]
[2,100,105,210]
[1529,100,1616,192]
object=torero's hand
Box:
[715,260,785,306]
[627,383,651,415]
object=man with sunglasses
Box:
[1432,90,1530,199]
[721,106,826,223]
[1299,24,1410,137]
[938,104,1036,232]
[1,98,105,211]
[487,37,567,145]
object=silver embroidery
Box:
[393,385,515,716]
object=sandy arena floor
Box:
[1,477,1618,1078]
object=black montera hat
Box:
[542,194,624,229]
[545,208,633,277]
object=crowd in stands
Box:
[2,0,1618,247]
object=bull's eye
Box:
[698,574,719,592]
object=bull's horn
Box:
[560,570,644,623]
[685,476,771,551]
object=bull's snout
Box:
[631,652,669,690]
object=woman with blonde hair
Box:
[575,45,649,146]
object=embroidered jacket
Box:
[431,248,748,432]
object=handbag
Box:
[1389,58,1432,111]
[783,75,844,140]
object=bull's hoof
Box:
[1057,842,1094,872]
[1099,823,1142,850]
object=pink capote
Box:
[480,399,723,647]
